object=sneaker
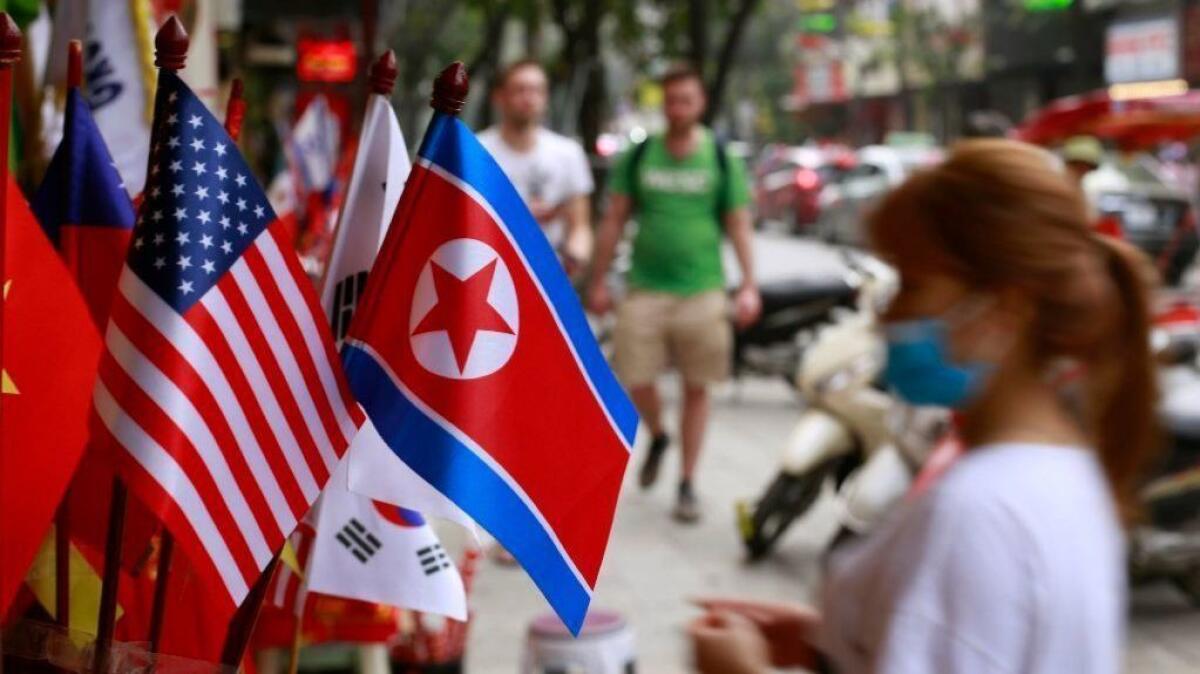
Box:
[638,433,670,489]
[673,481,701,524]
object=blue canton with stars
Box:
[128,71,276,313]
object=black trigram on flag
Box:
[336,518,382,563]
[417,543,451,576]
[330,271,370,342]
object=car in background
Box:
[753,144,856,233]
[1085,156,1199,287]
[815,137,943,247]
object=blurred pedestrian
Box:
[1062,134,1103,187]
[479,59,594,278]
[587,64,761,523]
[690,139,1157,673]
[1062,135,1125,240]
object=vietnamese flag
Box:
[0,176,100,616]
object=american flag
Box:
[91,71,362,608]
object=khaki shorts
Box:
[612,289,732,388]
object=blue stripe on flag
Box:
[417,114,638,448]
[342,342,592,633]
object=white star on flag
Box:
[190,138,206,152]
[217,190,229,204]
[199,234,214,249]
[171,184,185,197]
[197,210,212,225]
[174,207,188,221]
[235,174,247,187]
[175,231,190,245]
[254,205,265,218]
[201,259,216,274]
[177,255,192,270]
[215,142,227,156]
[195,186,209,200]
[178,279,194,294]
[188,114,202,128]
[192,161,207,176]
[216,166,228,180]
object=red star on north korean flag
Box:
[412,259,514,372]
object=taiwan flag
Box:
[33,83,136,325]
[342,75,638,634]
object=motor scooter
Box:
[737,253,949,560]
[1131,299,1200,604]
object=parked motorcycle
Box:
[729,235,858,386]
[736,252,949,560]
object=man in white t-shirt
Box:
[479,60,594,277]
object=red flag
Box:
[0,177,101,615]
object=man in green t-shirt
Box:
[587,65,761,523]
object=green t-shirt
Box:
[609,130,750,295]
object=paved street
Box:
[460,377,1200,673]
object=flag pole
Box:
[93,16,190,674]
[0,14,19,672]
[51,38,85,636]
[219,555,278,668]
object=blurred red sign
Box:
[297,38,357,83]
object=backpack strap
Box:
[626,138,650,211]
[713,138,729,224]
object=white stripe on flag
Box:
[105,322,274,567]
[200,287,321,501]
[93,380,251,602]
[119,270,298,534]
[228,257,339,470]
[257,234,358,442]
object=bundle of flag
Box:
[342,64,637,634]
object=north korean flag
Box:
[342,110,638,634]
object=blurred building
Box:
[786,0,1200,144]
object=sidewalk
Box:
[462,378,1200,673]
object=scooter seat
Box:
[756,278,856,311]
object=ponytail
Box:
[1087,237,1159,520]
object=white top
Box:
[820,443,1126,674]
[478,126,594,249]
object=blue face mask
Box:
[883,317,993,408]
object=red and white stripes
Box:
[93,220,362,607]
